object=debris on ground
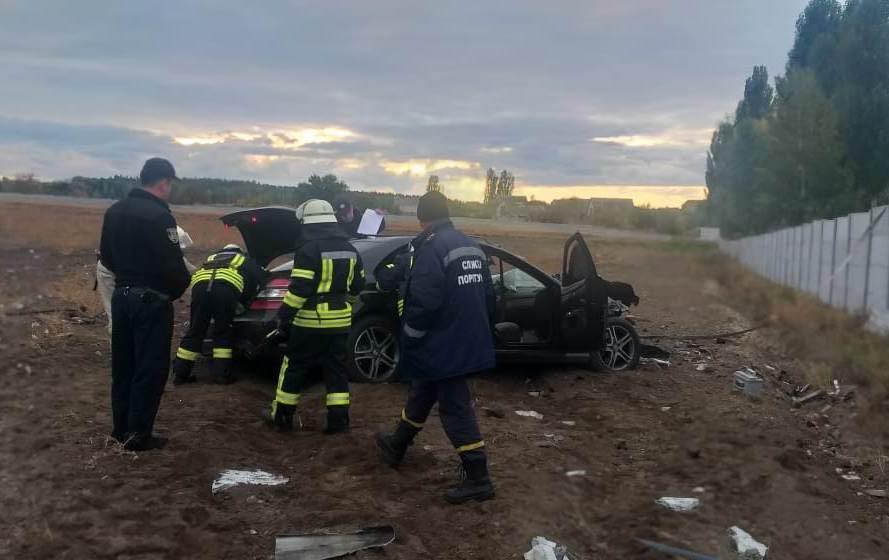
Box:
[565,470,586,477]
[636,538,716,560]
[727,526,768,560]
[792,388,827,408]
[837,468,861,482]
[692,486,706,493]
[695,363,709,372]
[528,391,542,397]
[523,536,570,560]
[641,357,671,368]
[864,489,887,498]
[733,368,764,398]
[482,406,505,419]
[515,410,544,420]
[560,420,576,426]
[275,525,395,560]
[640,343,671,361]
[655,497,701,511]
[211,469,289,494]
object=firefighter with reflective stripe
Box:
[171,244,266,385]
[376,191,497,504]
[375,246,414,316]
[263,199,365,433]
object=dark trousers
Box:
[273,330,350,420]
[173,282,238,379]
[111,287,173,438]
[402,376,486,461]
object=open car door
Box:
[559,233,606,351]
[220,207,301,268]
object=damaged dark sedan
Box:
[222,207,642,383]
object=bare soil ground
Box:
[1,201,888,559]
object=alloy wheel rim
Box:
[599,324,634,370]
[353,326,399,380]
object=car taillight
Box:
[250,278,289,310]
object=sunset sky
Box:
[0,1,809,207]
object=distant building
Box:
[585,198,635,219]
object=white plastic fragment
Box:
[727,526,768,559]
[655,497,701,511]
[561,421,576,426]
[211,469,289,494]
[515,410,544,420]
[524,536,570,560]
[692,486,706,493]
[565,470,587,477]
[696,363,708,372]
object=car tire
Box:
[589,317,641,372]
[347,315,401,383]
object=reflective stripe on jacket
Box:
[190,251,247,292]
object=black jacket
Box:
[277,222,366,332]
[401,219,496,380]
[99,189,191,300]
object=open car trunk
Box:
[220,207,301,268]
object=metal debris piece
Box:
[636,538,716,560]
[212,469,289,494]
[733,369,764,398]
[792,389,824,408]
[560,420,576,426]
[864,489,887,498]
[727,526,768,559]
[655,497,701,512]
[515,410,544,420]
[565,470,587,477]
[275,525,395,560]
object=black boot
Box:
[262,403,295,432]
[324,407,350,434]
[171,358,196,385]
[211,359,235,385]
[123,433,169,452]
[445,456,495,504]
[375,421,419,467]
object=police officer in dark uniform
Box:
[171,244,266,385]
[99,158,191,451]
[376,191,497,504]
[333,195,386,238]
[263,199,366,433]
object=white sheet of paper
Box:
[357,209,384,235]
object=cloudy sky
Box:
[0,1,809,206]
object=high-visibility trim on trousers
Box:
[212,347,232,359]
[456,440,485,453]
[274,356,300,405]
[401,409,424,429]
[176,347,199,361]
[326,392,350,406]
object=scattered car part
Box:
[727,526,768,559]
[524,536,570,560]
[515,410,544,420]
[636,538,716,560]
[733,368,764,398]
[792,389,824,408]
[655,497,701,511]
[275,525,395,560]
[211,469,288,494]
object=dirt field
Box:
[1,201,888,559]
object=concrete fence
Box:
[720,206,889,333]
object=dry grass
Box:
[699,251,889,399]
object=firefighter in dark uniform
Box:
[99,158,191,451]
[376,191,497,504]
[263,199,366,433]
[171,244,266,385]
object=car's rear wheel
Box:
[347,315,400,383]
[590,317,640,372]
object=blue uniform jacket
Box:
[401,219,496,380]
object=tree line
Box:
[706,0,889,238]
